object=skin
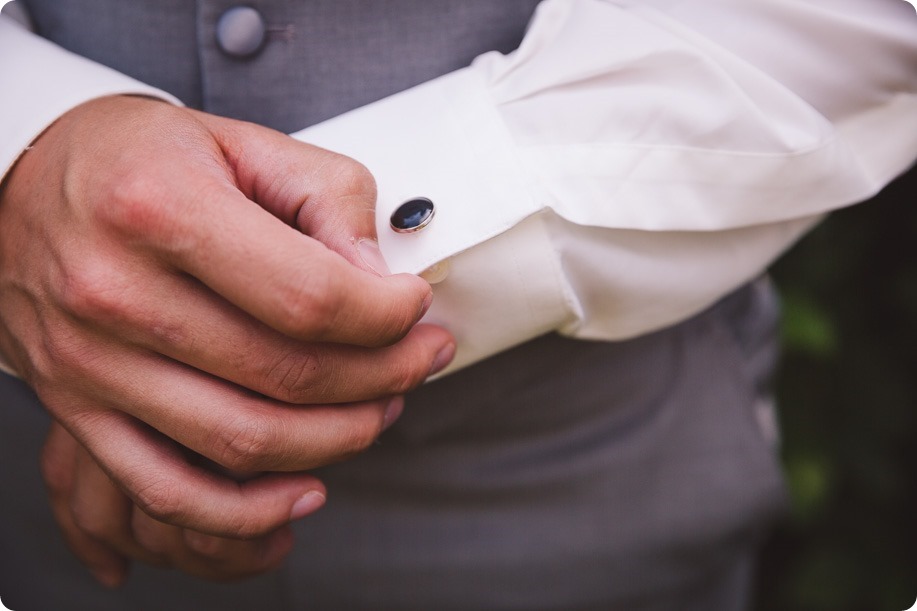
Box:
[0,95,456,585]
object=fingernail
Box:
[91,567,125,589]
[290,490,326,521]
[418,291,433,320]
[429,342,456,377]
[381,396,404,431]
[356,238,391,277]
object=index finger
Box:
[169,183,432,347]
[69,410,328,539]
[193,111,382,270]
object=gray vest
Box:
[1,2,786,609]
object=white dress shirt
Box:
[1,0,916,376]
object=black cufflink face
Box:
[390,197,435,233]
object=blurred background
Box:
[755,163,917,610]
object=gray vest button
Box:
[216,6,266,58]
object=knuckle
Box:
[39,447,70,495]
[100,169,172,239]
[390,364,423,395]
[275,272,340,340]
[46,268,138,378]
[335,419,381,457]
[347,162,377,202]
[131,516,170,557]
[263,348,322,403]
[133,477,184,524]
[98,164,203,257]
[322,154,376,201]
[184,531,226,557]
[145,313,190,349]
[214,416,277,472]
[227,515,268,540]
[57,259,128,323]
[70,501,112,540]
[39,326,101,377]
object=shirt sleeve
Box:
[0,16,180,183]
[1,2,916,380]
[293,0,917,374]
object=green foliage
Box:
[756,166,917,610]
[779,292,838,359]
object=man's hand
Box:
[0,96,454,544]
[42,421,303,586]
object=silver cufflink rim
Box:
[390,197,435,234]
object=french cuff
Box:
[0,17,182,183]
[416,211,578,375]
[293,68,578,374]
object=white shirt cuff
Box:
[292,0,917,374]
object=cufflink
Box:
[389,197,448,283]
[390,197,435,234]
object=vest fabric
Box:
[0,2,787,609]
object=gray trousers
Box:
[0,280,785,610]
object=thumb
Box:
[195,110,391,275]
